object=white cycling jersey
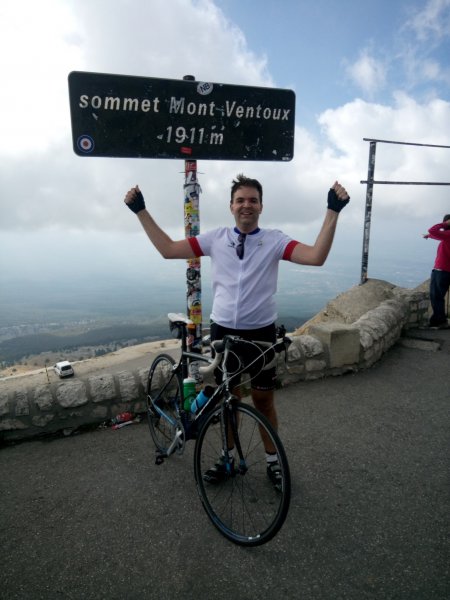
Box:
[189,227,298,329]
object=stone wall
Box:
[0,279,431,443]
[279,280,430,383]
[0,369,150,443]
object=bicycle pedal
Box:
[155,452,166,465]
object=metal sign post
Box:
[182,76,202,350]
[184,160,202,350]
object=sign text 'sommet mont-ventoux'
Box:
[68,71,296,161]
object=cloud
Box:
[345,50,387,97]
[0,0,271,158]
[406,0,450,42]
[65,0,272,86]
[342,1,450,99]
[0,0,83,157]
[398,0,450,89]
[0,0,274,234]
[318,93,450,219]
[1,0,450,244]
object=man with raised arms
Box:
[124,175,350,489]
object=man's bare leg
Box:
[251,389,278,453]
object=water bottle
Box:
[189,361,203,384]
[183,377,196,411]
[190,385,215,414]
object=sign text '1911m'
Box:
[68,71,296,161]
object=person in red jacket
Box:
[423,214,450,328]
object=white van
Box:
[54,361,74,378]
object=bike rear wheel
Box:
[146,354,182,454]
[193,401,291,546]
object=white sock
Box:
[266,452,278,464]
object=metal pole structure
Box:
[360,141,377,285]
[363,137,450,149]
[183,75,203,352]
[360,137,450,285]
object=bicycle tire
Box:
[193,401,291,546]
[146,354,182,454]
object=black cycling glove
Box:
[126,189,146,214]
[327,188,349,213]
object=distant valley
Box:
[0,254,429,377]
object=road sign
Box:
[68,71,295,161]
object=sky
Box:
[1,0,450,318]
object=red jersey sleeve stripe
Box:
[282,240,299,261]
[188,237,204,257]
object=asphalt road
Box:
[1,329,449,600]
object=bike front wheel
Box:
[146,354,182,455]
[193,402,291,546]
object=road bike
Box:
[146,312,292,546]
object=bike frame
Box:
[151,317,289,466]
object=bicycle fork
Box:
[155,427,184,465]
[153,402,185,465]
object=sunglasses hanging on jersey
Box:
[236,233,246,260]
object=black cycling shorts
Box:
[210,321,277,391]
